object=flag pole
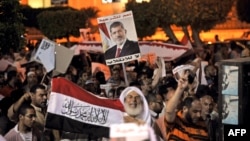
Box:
[122,63,129,86]
[40,72,47,84]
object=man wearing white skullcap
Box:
[119,86,152,126]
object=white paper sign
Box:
[34,39,55,72]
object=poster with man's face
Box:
[222,95,238,125]
[221,65,238,95]
[97,11,141,66]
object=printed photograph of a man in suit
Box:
[104,21,140,60]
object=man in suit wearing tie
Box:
[104,21,140,60]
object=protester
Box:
[163,70,209,140]
[7,84,58,140]
[119,86,152,126]
[76,70,89,88]
[0,70,25,135]
[146,93,164,121]
[106,68,126,87]
[22,71,39,92]
[4,104,42,141]
[0,70,22,98]
[200,94,219,141]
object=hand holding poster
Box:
[97,11,141,65]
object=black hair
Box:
[158,84,168,95]
[195,85,211,98]
[129,81,141,87]
[110,21,125,32]
[158,77,178,96]
[146,93,157,104]
[115,86,126,98]
[18,103,34,116]
[181,96,199,109]
[7,70,17,82]
[163,76,178,89]
[95,71,106,84]
[30,84,46,94]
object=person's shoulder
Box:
[0,135,6,141]
[105,46,116,53]
[3,127,16,139]
[104,46,116,57]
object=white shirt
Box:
[14,125,32,141]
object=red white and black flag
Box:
[45,77,125,137]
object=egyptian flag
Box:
[45,77,125,138]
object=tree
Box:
[188,0,234,47]
[80,7,100,34]
[125,0,159,40]
[162,0,234,47]
[237,0,250,23]
[0,0,25,54]
[20,5,76,28]
[125,0,234,47]
[37,9,88,47]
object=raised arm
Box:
[7,92,31,122]
[151,57,163,89]
[165,72,189,123]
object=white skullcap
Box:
[27,71,35,77]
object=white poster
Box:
[34,39,55,72]
[97,11,141,65]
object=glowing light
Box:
[136,0,150,3]
[28,0,43,8]
[28,0,50,8]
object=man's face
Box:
[112,70,120,80]
[81,72,88,81]
[128,71,137,81]
[124,91,143,117]
[200,97,214,117]
[27,73,38,84]
[110,25,126,46]
[31,88,48,108]
[153,94,164,114]
[184,100,202,124]
[20,108,36,128]
[206,66,217,77]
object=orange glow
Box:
[135,0,150,3]
[19,0,28,4]
[19,0,250,44]
[25,47,29,52]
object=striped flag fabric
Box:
[45,77,125,138]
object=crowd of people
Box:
[0,38,249,141]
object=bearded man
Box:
[119,86,151,126]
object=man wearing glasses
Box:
[4,104,41,141]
